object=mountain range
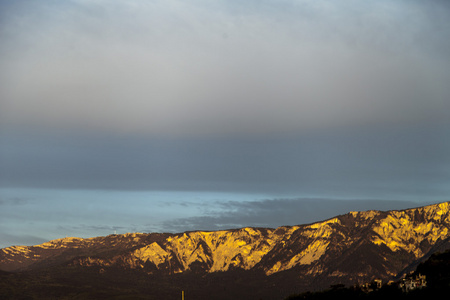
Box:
[1,201,450,299]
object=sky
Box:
[1,0,449,248]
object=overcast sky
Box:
[1,0,449,248]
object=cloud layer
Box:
[1,126,449,198]
[1,1,449,248]
[1,0,449,195]
[157,198,431,232]
[1,0,449,137]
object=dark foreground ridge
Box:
[286,249,450,299]
[1,202,450,300]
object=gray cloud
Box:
[157,198,432,232]
[1,0,449,137]
[57,224,129,235]
[1,124,449,199]
[0,232,48,248]
[0,197,29,206]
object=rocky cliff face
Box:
[1,202,449,297]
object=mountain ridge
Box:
[1,201,450,299]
